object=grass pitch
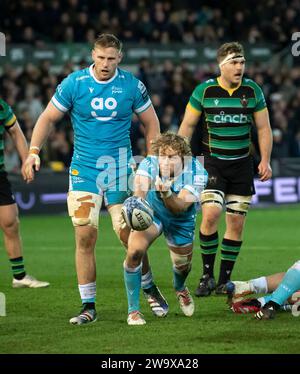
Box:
[0,207,300,354]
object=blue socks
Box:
[173,266,190,292]
[124,262,142,313]
[259,267,300,307]
[270,268,300,306]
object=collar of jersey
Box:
[89,64,118,84]
[217,76,241,96]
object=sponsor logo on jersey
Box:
[208,176,217,184]
[213,111,249,123]
[112,86,123,94]
[71,169,79,176]
[91,97,118,121]
[72,176,85,183]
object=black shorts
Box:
[0,172,16,205]
[203,155,255,196]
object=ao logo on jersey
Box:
[91,97,117,121]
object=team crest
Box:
[240,95,248,108]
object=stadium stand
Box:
[1,0,300,171]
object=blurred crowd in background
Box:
[1,0,300,172]
[2,0,299,46]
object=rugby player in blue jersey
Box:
[123,133,208,325]
[23,34,166,325]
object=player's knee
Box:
[127,248,144,266]
[77,228,97,250]
[202,212,220,229]
[225,194,251,217]
[226,213,245,233]
[67,191,102,229]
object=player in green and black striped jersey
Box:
[0,98,49,288]
[179,42,273,296]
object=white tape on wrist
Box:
[29,146,40,152]
[30,153,40,165]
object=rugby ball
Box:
[121,196,153,231]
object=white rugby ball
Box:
[121,196,153,231]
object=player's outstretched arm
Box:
[23,102,64,183]
[7,120,28,179]
[254,108,273,182]
[178,105,201,140]
[137,105,160,155]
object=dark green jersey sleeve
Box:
[0,99,17,128]
[188,84,205,112]
[253,82,267,112]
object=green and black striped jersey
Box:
[0,98,17,172]
[188,77,267,160]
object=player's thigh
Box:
[225,194,252,231]
[224,197,248,236]
[127,221,161,255]
[107,203,124,229]
[68,165,104,228]
[201,157,226,221]
[67,190,102,229]
[107,203,131,247]
[202,155,227,195]
[226,156,255,197]
[0,172,18,227]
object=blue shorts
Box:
[153,213,196,247]
[69,163,133,206]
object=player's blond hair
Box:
[94,34,122,52]
[217,42,244,63]
[151,132,192,157]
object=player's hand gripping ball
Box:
[121,196,154,231]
